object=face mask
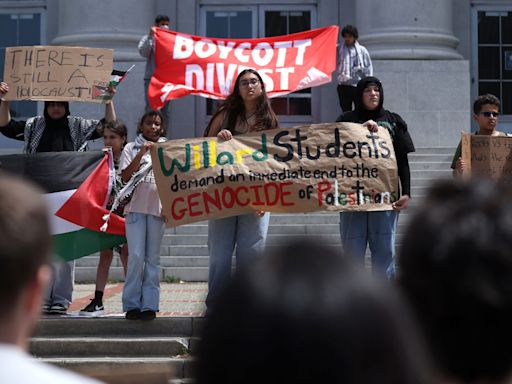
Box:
[159,25,169,30]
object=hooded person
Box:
[0,82,117,315]
[0,86,116,153]
[336,76,415,278]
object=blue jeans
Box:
[122,212,165,312]
[339,211,398,278]
[44,261,74,307]
[206,213,270,308]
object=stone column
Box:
[355,0,463,60]
[50,0,158,141]
[353,0,470,147]
[51,0,156,61]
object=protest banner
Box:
[461,132,512,182]
[148,26,338,110]
[3,45,113,103]
[151,123,399,227]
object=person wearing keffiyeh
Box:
[0,81,117,316]
[119,110,167,322]
[336,25,373,113]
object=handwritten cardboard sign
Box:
[3,46,113,103]
[151,123,399,227]
[461,132,512,182]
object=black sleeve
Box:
[397,152,411,197]
[391,113,415,154]
[336,111,357,123]
[0,119,26,141]
[87,119,104,141]
[388,113,413,197]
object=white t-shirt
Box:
[0,344,102,384]
[119,141,162,217]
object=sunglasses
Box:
[480,111,499,117]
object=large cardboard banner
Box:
[461,132,512,182]
[3,46,114,103]
[151,123,399,227]
[148,26,339,110]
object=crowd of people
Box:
[1,18,511,384]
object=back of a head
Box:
[197,240,431,384]
[0,175,51,312]
[399,179,512,382]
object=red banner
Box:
[148,26,339,110]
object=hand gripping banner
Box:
[148,26,339,110]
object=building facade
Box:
[0,0,504,149]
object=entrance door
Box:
[198,4,317,132]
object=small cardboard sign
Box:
[461,132,512,183]
[151,122,400,227]
[3,45,113,103]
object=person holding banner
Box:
[337,76,414,278]
[138,14,170,116]
[451,94,507,177]
[119,111,167,321]
[203,69,279,310]
[336,25,373,113]
[0,81,117,315]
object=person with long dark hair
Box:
[203,69,279,310]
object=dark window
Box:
[477,11,512,114]
[0,13,41,118]
[265,10,311,116]
[205,11,253,115]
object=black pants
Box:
[337,84,357,113]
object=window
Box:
[263,10,312,116]
[477,11,512,114]
[0,12,42,118]
[200,5,316,124]
[204,9,255,116]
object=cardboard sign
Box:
[148,26,338,109]
[461,132,512,182]
[3,46,113,103]
[151,123,399,227]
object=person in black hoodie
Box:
[336,76,414,278]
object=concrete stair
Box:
[75,147,455,283]
[31,317,204,383]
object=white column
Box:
[356,0,463,60]
[51,0,156,61]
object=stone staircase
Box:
[31,316,203,383]
[75,147,455,282]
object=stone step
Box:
[413,147,457,154]
[30,337,188,357]
[409,153,454,162]
[410,169,453,178]
[409,161,452,171]
[34,317,204,338]
[40,357,195,382]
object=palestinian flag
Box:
[0,151,125,261]
[109,64,135,87]
[92,65,135,100]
